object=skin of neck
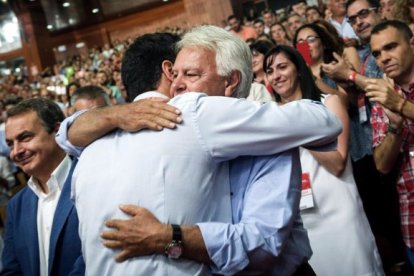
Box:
[35,149,66,193]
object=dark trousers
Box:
[291,262,316,276]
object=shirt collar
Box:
[28,155,72,198]
[133,91,170,102]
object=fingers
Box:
[119,204,141,215]
[102,239,122,249]
[115,250,132,263]
[105,218,125,229]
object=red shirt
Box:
[371,83,414,248]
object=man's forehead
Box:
[347,0,370,14]
[371,27,399,48]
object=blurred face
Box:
[6,111,60,180]
[306,8,321,23]
[297,28,323,63]
[96,72,108,85]
[253,22,265,36]
[292,2,307,16]
[371,26,414,85]
[252,50,265,74]
[171,47,227,97]
[263,12,276,26]
[271,24,287,43]
[328,0,347,17]
[347,0,381,42]
[228,18,240,32]
[266,53,302,102]
[288,15,304,35]
[379,0,396,19]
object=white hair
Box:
[176,25,253,98]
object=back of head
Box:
[122,32,180,101]
[7,98,64,134]
[70,85,111,110]
[176,25,253,98]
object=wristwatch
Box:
[165,224,183,258]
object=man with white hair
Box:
[59,27,340,275]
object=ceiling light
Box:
[163,0,169,2]
[62,2,70,7]
[47,25,53,30]
[92,8,99,13]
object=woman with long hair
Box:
[264,45,383,276]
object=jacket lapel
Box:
[48,158,77,274]
[24,191,40,275]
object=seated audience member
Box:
[287,13,305,38]
[253,18,266,37]
[227,14,257,40]
[264,44,384,276]
[57,27,341,275]
[305,6,323,23]
[379,0,396,19]
[261,9,278,34]
[270,23,292,46]
[326,0,359,45]
[2,98,84,275]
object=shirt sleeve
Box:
[370,103,388,148]
[197,151,301,274]
[188,94,342,161]
[55,110,88,157]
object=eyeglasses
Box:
[347,8,377,25]
[297,36,320,44]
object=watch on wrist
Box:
[165,224,183,259]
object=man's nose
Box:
[172,76,186,95]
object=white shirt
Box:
[70,92,340,276]
[27,155,71,276]
[328,16,359,40]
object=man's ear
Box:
[224,70,241,97]
[162,60,174,82]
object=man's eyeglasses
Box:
[347,8,377,25]
[297,36,319,44]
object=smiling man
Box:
[2,98,83,275]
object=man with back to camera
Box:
[57,27,341,275]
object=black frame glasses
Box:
[347,8,377,25]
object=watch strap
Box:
[171,224,182,242]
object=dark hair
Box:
[306,6,323,17]
[227,15,239,22]
[371,20,413,41]
[7,98,64,134]
[253,18,264,25]
[346,0,380,11]
[121,32,180,101]
[270,23,291,42]
[70,85,111,107]
[262,9,276,16]
[264,45,321,102]
[293,23,343,63]
[250,40,275,55]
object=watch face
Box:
[168,243,183,259]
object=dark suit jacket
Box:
[1,158,84,276]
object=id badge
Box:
[358,94,367,123]
[300,172,314,210]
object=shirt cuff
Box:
[55,110,88,157]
